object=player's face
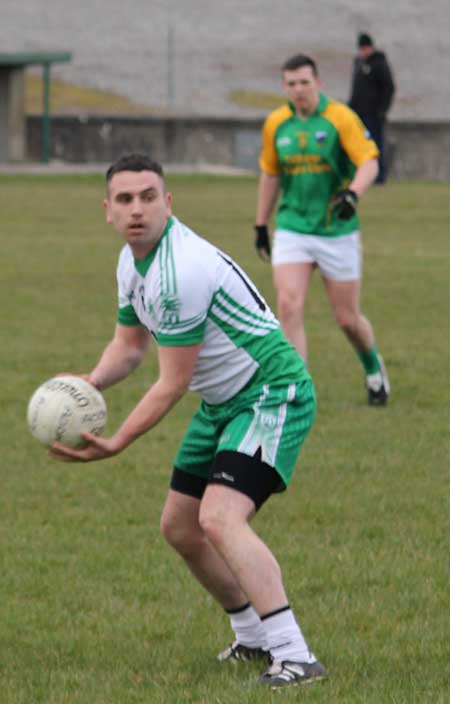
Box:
[104,170,172,257]
[282,65,320,116]
[358,46,373,60]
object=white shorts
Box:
[272,229,362,281]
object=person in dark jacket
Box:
[349,33,395,183]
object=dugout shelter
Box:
[0,51,72,163]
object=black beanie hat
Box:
[358,33,373,47]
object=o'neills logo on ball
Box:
[44,379,90,407]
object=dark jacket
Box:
[348,50,395,119]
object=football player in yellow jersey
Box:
[255,54,390,406]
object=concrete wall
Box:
[26,115,450,181]
[3,1,448,123]
[387,122,450,182]
[0,68,25,161]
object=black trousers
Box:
[359,113,387,184]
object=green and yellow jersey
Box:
[260,93,379,237]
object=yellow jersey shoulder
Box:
[323,99,379,165]
[260,104,293,175]
[322,99,354,123]
[264,104,293,133]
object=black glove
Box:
[254,225,271,260]
[332,189,358,220]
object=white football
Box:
[27,375,107,448]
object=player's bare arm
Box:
[50,343,202,463]
[349,157,379,197]
[256,172,280,225]
[255,172,280,262]
[89,323,151,391]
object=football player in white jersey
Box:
[50,154,327,689]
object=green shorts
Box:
[174,378,316,491]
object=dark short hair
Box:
[358,33,373,48]
[106,153,164,184]
[282,53,318,76]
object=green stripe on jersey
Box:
[206,314,307,386]
[214,288,278,331]
[159,229,178,300]
[211,299,277,337]
[157,320,206,346]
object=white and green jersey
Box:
[117,216,308,404]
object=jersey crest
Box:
[160,293,181,324]
[296,130,309,148]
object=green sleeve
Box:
[117,304,141,327]
[156,320,206,346]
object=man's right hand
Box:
[254,225,271,262]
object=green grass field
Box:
[1,175,449,703]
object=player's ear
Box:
[104,198,112,224]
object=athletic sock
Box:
[226,603,267,649]
[261,605,315,663]
[358,345,381,376]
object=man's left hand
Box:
[49,433,122,463]
[254,225,271,262]
[332,189,358,220]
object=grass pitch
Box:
[1,175,449,703]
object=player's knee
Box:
[198,503,229,546]
[277,289,305,323]
[160,511,201,556]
